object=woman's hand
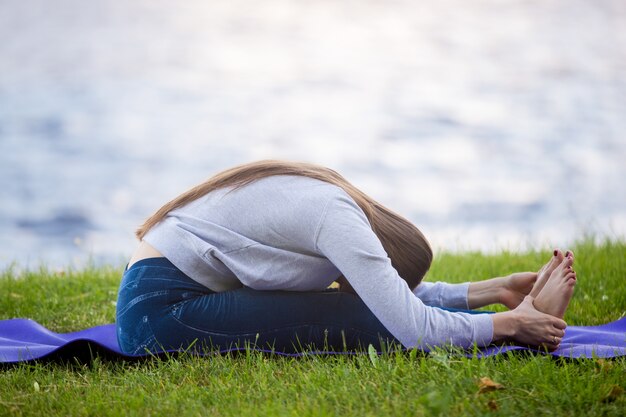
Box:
[492,296,566,351]
[499,272,538,310]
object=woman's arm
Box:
[316,194,493,349]
[412,281,471,309]
[466,278,503,309]
[316,193,563,349]
[467,273,537,310]
[416,273,538,310]
[414,273,536,310]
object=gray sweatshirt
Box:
[144,175,493,349]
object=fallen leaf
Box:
[368,344,379,367]
[595,359,613,372]
[602,385,624,403]
[478,377,504,394]
[487,399,499,411]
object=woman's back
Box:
[143,175,359,292]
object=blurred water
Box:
[1,0,625,270]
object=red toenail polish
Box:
[565,251,571,257]
[553,250,558,256]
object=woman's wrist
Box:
[468,277,506,309]
[494,277,508,306]
[491,311,518,343]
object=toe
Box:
[555,249,565,262]
[562,256,574,269]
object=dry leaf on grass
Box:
[602,385,624,403]
[478,377,505,394]
[595,359,613,372]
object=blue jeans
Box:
[116,257,486,355]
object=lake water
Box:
[1,0,625,270]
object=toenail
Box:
[553,249,558,256]
[565,251,571,257]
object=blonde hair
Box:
[137,160,432,289]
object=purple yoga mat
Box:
[1,318,625,363]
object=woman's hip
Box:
[115,257,213,354]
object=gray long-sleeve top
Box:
[144,175,493,349]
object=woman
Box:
[116,160,576,355]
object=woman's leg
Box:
[158,286,402,353]
[116,258,400,355]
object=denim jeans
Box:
[116,257,487,355]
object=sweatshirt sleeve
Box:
[314,192,493,349]
[413,282,470,309]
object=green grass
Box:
[1,239,625,416]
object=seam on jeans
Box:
[132,276,193,284]
[116,290,169,318]
[132,334,157,355]
[125,264,181,274]
[166,311,382,339]
[119,276,184,292]
[166,312,256,337]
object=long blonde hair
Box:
[137,160,433,289]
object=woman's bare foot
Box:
[529,249,565,298]
[533,255,577,319]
